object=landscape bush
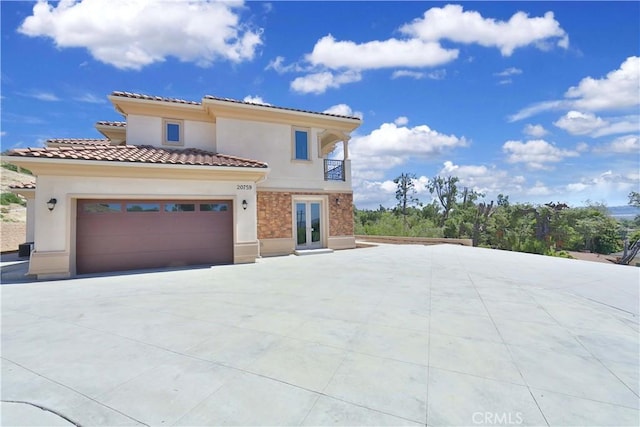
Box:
[0,192,26,207]
[355,174,635,257]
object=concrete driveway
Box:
[2,244,639,426]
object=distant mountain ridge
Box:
[608,205,640,219]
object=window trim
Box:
[163,119,184,146]
[292,127,311,162]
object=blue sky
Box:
[1,1,638,209]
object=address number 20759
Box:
[237,184,253,190]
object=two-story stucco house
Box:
[5,91,361,279]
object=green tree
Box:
[428,176,459,226]
[394,173,420,229]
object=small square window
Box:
[83,203,121,213]
[294,129,309,160]
[200,203,228,212]
[126,203,160,212]
[164,203,195,212]
[163,120,183,145]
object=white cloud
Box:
[575,142,589,152]
[593,135,640,154]
[242,95,270,105]
[350,121,468,180]
[426,70,447,80]
[526,181,552,196]
[306,34,458,70]
[565,56,639,111]
[400,4,568,56]
[510,56,640,121]
[74,92,105,104]
[379,180,398,193]
[495,67,522,77]
[502,139,580,169]
[0,131,6,137]
[265,56,306,74]
[18,0,262,70]
[565,169,639,201]
[323,104,363,119]
[391,70,426,80]
[523,124,548,137]
[553,111,639,137]
[391,69,447,80]
[439,160,525,197]
[592,116,640,137]
[278,5,567,94]
[290,70,361,94]
[553,111,607,135]
[352,178,398,208]
[566,182,588,192]
[508,100,565,122]
[21,91,60,101]
[394,116,409,126]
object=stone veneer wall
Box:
[329,192,354,236]
[257,191,353,239]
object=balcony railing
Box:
[324,159,345,181]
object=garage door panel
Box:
[78,231,233,257]
[77,199,233,274]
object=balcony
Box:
[324,159,345,181]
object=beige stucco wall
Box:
[216,117,352,192]
[127,115,160,146]
[30,173,259,278]
[127,114,216,151]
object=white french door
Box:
[295,201,322,249]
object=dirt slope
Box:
[1,166,33,251]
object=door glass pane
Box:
[296,203,306,245]
[311,203,321,243]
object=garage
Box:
[76,199,233,274]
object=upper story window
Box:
[293,128,310,161]
[163,119,183,146]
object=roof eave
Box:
[1,156,270,182]
[202,98,362,132]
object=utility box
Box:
[18,242,33,258]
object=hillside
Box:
[1,165,34,251]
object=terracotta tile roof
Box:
[47,138,111,146]
[9,182,36,190]
[96,121,126,127]
[111,91,200,105]
[204,95,362,121]
[109,90,361,121]
[7,145,268,168]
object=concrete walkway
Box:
[2,244,638,426]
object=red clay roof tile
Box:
[111,91,201,105]
[110,91,361,120]
[203,95,362,120]
[96,121,126,127]
[9,182,36,190]
[7,145,268,168]
[47,138,111,146]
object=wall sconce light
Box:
[242,199,248,210]
[47,198,57,211]
[335,197,340,205]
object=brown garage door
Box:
[77,199,233,274]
